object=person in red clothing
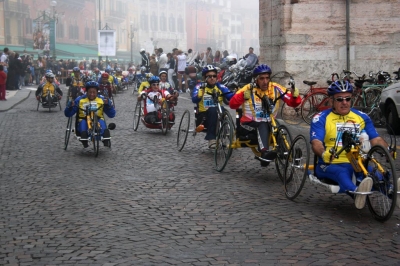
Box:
[0,65,7,100]
[229,64,301,166]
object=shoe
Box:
[260,161,270,167]
[80,132,89,148]
[103,129,110,147]
[103,140,110,147]
[186,88,190,93]
[208,139,216,149]
[261,150,277,161]
[354,177,373,209]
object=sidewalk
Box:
[0,88,33,112]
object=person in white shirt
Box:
[0,47,9,73]
[174,50,187,93]
[157,48,168,73]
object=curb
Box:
[0,89,32,112]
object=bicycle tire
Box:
[284,134,310,200]
[92,114,100,157]
[215,119,234,172]
[177,109,190,151]
[161,101,170,135]
[274,125,293,183]
[133,101,141,131]
[301,92,331,124]
[64,116,73,150]
[365,145,397,222]
[280,102,302,125]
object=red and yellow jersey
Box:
[230,82,300,123]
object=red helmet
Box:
[101,73,109,78]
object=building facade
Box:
[260,0,400,88]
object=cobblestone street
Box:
[1,86,400,265]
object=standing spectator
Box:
[167,53,176,89]
[90,59,97,70]
[6,52,16,90]
[206,47,213,65]
[157,48,168,73]
[0,65,7,100]
[140,48,150,71]
[221,50,229,64]
[213,50,221,65]
[98,60,104,71]
[244,47,259,65]
[149,55,158,76]
[14,53,24,90]
[175,50,187,93]
[79,61,85,70]
[0,47,9,73]
[34,57,43,85]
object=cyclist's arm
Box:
[35,85,43,96]
[273,82,301,107]
[64,99,79,117]
[311,139,325,157]
[55,85,63,96]
[229,86,248,109]
[370,136,389,149]
[103,104,116,118]
[191,84,203,104]
[217,83,234,101]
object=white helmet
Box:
[140,48,145,53]
[226,56,237,65]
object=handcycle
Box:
[37,92,62,112]
[213,90,293,181]
[133,94,174,135]
[284,122,398,222]
[64,103,115,157]
[176,87,234,151]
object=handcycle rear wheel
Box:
[64,116,73,150]
[161,100,170,135]
[177,109,190,151]
[284,134,310,200]
[280,102,302,125]
[301,92,331,124]
[133,101,142,131]
[92,115,100,157]
[365,145,397,222]
[274,125,293,183]
[214,118,234,172]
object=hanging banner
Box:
[98,30,116,56]
[33,20,50,50]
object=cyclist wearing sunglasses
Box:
[229,64,301,166]
[310,80,391,209]
[139,76,175,124]
[192,65,234,149]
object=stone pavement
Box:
[0,86,400,265]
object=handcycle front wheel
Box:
[64,116,73,150]
[365,145,397,222]
[177,109,190,151]
[274,124,293,183]
[214,118,234,172]
[301,92,331,125]
[161,101,170,135]
[133,101,142,131]
[284,134,310,200]
[92,115,100,157]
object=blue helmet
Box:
[327,80,353,96]
[202,65,218,77]
[45,69,53,74]
[253,64,272,77]
[105,68,111,73]
[148,75,160,84]
[72,67,80,72]
[85,81,99,90]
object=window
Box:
[177,16,183,33]
[85,27,90,41]
[169,15,175,32]
[91,28,96,42]
[231,25,235,34]
[141,13,148,30]
[150,12,158,31]
[25,18,33,35]
[56,22,64,38]
[160,14,166,31]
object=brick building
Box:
[260,0,400,89]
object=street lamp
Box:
[50,0,57,59]
[129,21,134,63]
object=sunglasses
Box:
[206,75,217,79]
[334,97,352,102]
[151,83,159,86]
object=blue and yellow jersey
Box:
[192,83,233,112]
[310,108,378,163]
[64,95,116,121]
[41,82,56,97]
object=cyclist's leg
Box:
[315,163,355,193]
[78,120,89,147]
[204,107,218,140]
